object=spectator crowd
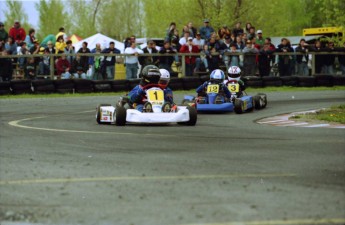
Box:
[0,19,345,82]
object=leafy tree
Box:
[2,0,31,33]
[35,0,72,40]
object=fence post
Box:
[50,54,55,80]
[311,52,315,76]
[181,55,185,77]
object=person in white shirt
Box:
[192,32,205,51]
[124,42,143,79]
[179,31,190,47]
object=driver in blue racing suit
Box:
[128,65,161,112]
[196,69,232,99]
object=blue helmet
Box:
[210,69,225,81]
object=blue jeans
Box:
[61,72,71,79]
[106,66,115,80]
[195,58,208,71]
[297,62,309,76]
[74,73,87,79]
[126,63,138,79]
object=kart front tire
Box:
[234,99,244,114]
[178,106,197,126]
[96,104,112,124]
[115,105,127,126]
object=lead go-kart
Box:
[96,84,197,126]
[183,80,267,114]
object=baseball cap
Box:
[257,30,263,34]
[188,37,193,41]
[203,19,209,23]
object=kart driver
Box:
[224,66,246,97]
[128,65,161,112]
[158,68,174,105]
[196,69,231,99]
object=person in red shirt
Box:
[9,21,26,44]
[179,37,200,76]
[56,55,71,79]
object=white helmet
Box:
[227,66,241,81]
[159,68,170,87]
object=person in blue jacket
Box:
[128,65,161,112]
[196,69,231,99]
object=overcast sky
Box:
[0,0,39,28]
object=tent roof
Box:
[270,35,323,47]
[68,34,83,44]
[73,33,125,53]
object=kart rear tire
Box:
[178,106,197,126]
[254,95,262,110]
[115,105,127,126]
[96,104,112,124]
[258,93,267,108]
[234,99,244,114]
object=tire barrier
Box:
[262,76,283,87]
[10,80,32,94]
[53,79,75,94]
[333,75,345,86]
[314,74,334,87]
[297,76,316,87]
[110,80,129,92]
[280,76,299,86]
[73,79,93,93]
[169,78,184,90]
[92,80,112,93]
[32,80,56,94]
[182,77,202,90]
[1,75,344,95]
[0,82,11,95]
[243,76,263,88]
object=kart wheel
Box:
[96,104,112,124]
[162,102,172,112]
[254,95,262,110]
[115,105,127,126]
[143,102,153,113]
[256,93,267,109]
[234,99,244,114]
[178,106,197,126]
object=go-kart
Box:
[225,80,267,114]
[183,83,234,113]
[96,84,197,126]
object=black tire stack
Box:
[0,82,11,95]
[53,80,75,93]
[73,79,93,93]
[10,80,32,94]
[32,80,56,94]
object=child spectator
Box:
[195,44,210,72]
[25,57,36,80]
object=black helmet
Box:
[141,65,161,86]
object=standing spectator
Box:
[139,40,159,70]
[228,43,241,67]
[217,25,231,40]
[0,22,9,45]
[337,42,345,75]
[9,21,26,44]
[165,22,177,42]
[4,36,17,55]
[124,41,143,79]
[187,22,197,38]
[55,35,66,54]
[18,42,30,69]
[56,55,71,79]
[29,39,41,73]
[324,41,336,74]
[244,22,252,35]
[311,40,324,74]
[170,29,180,51]
[56,27,68,42]
[159,41,176,73]
[24,57,36,80]
[64,40,75,64]
[71,55,85,78]
[258,43,274,77]
[232,22,244,37]
[179,31,190,46]
[0,50,13,81]
[77,41,91,74]
[265,37,276,51]
[235,36,244,50]
[38,49,51,75]
[45,41,56,54]
[199,19,215,41]
[124,35,136,50]
[295,38,310,76]
[220,35,232,70]
[24,28,36,49]
[101,41,120,80]
[195,44,210,72]
[179,37,199,76]
[276,38,294,76]
[89,43,102,80]
[241,33,248,45]
[247,26,256,40]
[255,30,264,47]
[242,40,259,76]
[193,32,205,51]
[207,37,223,71]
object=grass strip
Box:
[292,105,345,124]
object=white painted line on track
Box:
[304,124,330,128]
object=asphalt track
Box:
[0,90,344,225]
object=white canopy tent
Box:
[73,33,125,52]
